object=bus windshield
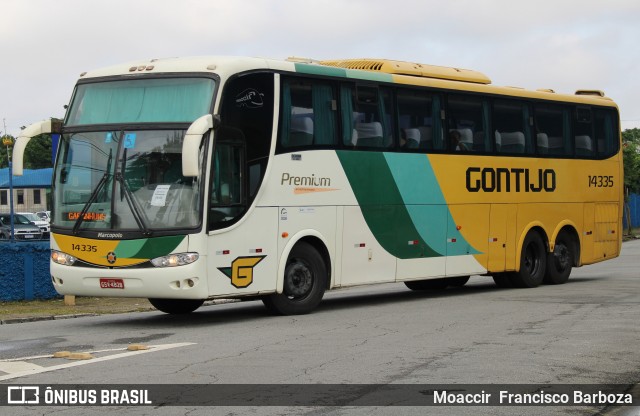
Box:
[53,129,205,233]
[66,78,215,125]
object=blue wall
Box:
[625,193,640,229]
[0,241,59,301]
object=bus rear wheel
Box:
[262,241,327,315]
[544,231,574,284]
[509,231,547,288]
[148,298,205,314]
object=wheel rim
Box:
[284,259,314,300]
[523,243,541,276]
[553,243,571,272]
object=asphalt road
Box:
[1,240,639,416]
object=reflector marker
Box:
[408,240,419,246]
[249,248,263,254]
[216,250,230,255]
[354,243,366,248]
[447,238,457,243]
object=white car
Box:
[17,212,50,235]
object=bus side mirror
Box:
[182,114,218,177]
[12,119,62,176]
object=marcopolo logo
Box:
[235,88,264,109]
[466,167,556,193]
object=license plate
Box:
[100,278,125,289]
[24,235,34,239]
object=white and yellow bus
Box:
[13,56,622,315]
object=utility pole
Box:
[2,118,15,242]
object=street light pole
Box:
[3,118,15,242]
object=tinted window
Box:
[397,89,443,150]
[493,100,531,154]
[447,95,489,152]
[534,104,571,156]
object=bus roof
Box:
[77,56,615,107]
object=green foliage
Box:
[23,134,53,169]
[0,134,53,169]
[0,135,11,167]
[622,128,640,195]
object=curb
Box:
[0,299,241,325]
[1,313,98,325]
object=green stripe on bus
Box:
[337,151,441,259]
[294,63,394,83]
[295,63,347,78]
[115,235,186,259]
[383,153,480,255]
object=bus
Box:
[13,56,622,315]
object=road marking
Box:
[0,361,44,373]
[0,342,195,381]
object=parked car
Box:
[17,212,50,237]
[36,211,51,222]
[0,214,43,241]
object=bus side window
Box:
[397,89,438,151]
[280,79,337,148]
[535,104,570,156]
[595,108,619,158]
[574,107,594,158]
[493,100,530,154]
[342,85,394,149]
[446,94,489,153]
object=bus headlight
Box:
[150,252,199,267]
[51,250,77,266]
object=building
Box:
[0,168,52,213]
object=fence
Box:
[625,193,640,230]
[0,241,58,301]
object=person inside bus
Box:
[449,130,467,151]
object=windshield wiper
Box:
[114,172,152,236]
[72,148,112,235]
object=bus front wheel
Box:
[262,241,327,315]
[148,298,205,314]
[509,231,547,288]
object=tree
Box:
[622,128,640,234]
[0,133,53,169]
[23,134,53,169]
[0,134,13,168]
[622,128,640,195]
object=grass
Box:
[0,297,154,321]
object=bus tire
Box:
[448,276,470,287]
[404,278,449,290]
[510,231,547,288]
[492,273,514,288]
[148,298,205,314]
[544,231,574,284]
[262,241,327,315]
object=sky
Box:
[1,0,639,137]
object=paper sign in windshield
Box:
[150,184,171,207]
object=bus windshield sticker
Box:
[123,133,137,149]
[105,132,113,143]
[150,184,171,207]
